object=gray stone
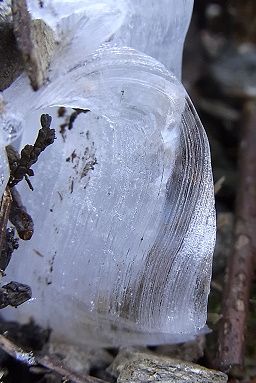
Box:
[107,347,150,378]
[29,19,56,89]
[112,351,227,383]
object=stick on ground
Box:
[216,100,256,373]
[0,334,107,383]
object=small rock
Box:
[107,347,149,378]
[120,357,227,383]
[29,19,56,89]
[111,351,227,383]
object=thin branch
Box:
[7,113,55,189]
[0,334,107,383]
[0,334,36,365]
[216,100,256,372]
[0,227,19,272]
[38,355,108,383]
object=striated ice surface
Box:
[3,46,216,346]
[114,0,194,78]
[0,0,216,347]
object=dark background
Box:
[183,1,256,380]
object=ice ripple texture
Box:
[3,47,216,346]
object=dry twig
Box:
[7,113,55,190]
[217,101,256,373]
[0,227,19,272]
[9,187,34,240]
[0,334,107,383]
[0,114,55,310]
[38,355,108,383]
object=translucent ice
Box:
[26,0,193,79]
[1,0,194,164]
[3,46,215,346]
[114,0,194,78]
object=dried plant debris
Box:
[0,186,32,283]
[0,114,56,314]
[0,187,12,256]
[9,187,34,240]
[57,106,66,118]
[0,281,31,308]
[68,108,90,130]
[0,227,19,272]
[0,331,109,383]
[7,113,55,190]
[58,107,90,142]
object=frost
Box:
[1,0,216,347]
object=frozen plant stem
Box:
[217,100,256,373]
[7,113,55,190]
[9,187,34,240]
[0,114,55,309]
[0,188,12,259]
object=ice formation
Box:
[0,0,216,346]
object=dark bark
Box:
[217,101,256,373]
